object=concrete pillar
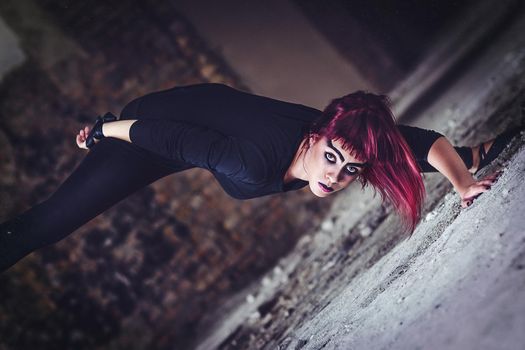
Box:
[173,0,375,109]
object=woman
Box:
[0,83,515,272]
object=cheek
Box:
[339,176,356,189]
[306,149,324,176]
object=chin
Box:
[310,182,332,197]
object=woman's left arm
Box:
[427,136,499,207]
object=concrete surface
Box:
[286,142,525,350]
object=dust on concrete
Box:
[288,135,525,350]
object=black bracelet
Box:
[86,112,117,148]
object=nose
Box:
[325,172,337,186]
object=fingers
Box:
[482,170,503,182]
[469,183,492,196]
[471,177,498,193]
[461,182,491,205]
[479,171,502,185]
[78,127,90,141]
[476,179,494,188]
[485,172,499,180]
[76,126,89,149]
[461,178,499,208]
[461,170,506,209]
[461,199,473,208]
[461,192,478,208]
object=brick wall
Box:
[0,1,333,349]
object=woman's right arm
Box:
[76,120,137,149]
[78,118,272,181]
[102,120,138,143]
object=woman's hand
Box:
[76,126,94,150]
[459,171,502,208]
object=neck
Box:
[283,138,309,184]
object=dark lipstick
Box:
[318,182,334,193]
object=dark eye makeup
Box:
[324,152,360,176]
[345,165,359,175]
[325,152,336,162]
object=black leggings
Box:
[0,100,192,272]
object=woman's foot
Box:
[469,128,522,174]
[469,140,494,174]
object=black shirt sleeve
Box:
[129,119,275,183]
[128,120,445,180]
[397,124,444,162]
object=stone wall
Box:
[0,1,332,349]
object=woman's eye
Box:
[325,152,336,163]
[346,166,358,175]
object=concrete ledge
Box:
[284,136,525,350]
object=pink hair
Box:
[305,91,425,233]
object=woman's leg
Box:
[0,136,189,273]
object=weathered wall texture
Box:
[0,1,330,349]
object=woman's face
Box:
[303,136,367,197]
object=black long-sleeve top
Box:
[127,83,443,199]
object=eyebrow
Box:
[327,140,367,168]
[327,139,345,162]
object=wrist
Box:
[85,113,117,148]
[100,119,136,143]
[99,113,117,138]
[454,177,476,199]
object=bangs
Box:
[311,91,426,232]
[332,135,370,164]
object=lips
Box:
[318,182,334,193]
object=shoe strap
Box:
[101,112,117,122]
[479,142,487,161]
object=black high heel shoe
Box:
[476,127,523,174]
[85,112,118,149]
